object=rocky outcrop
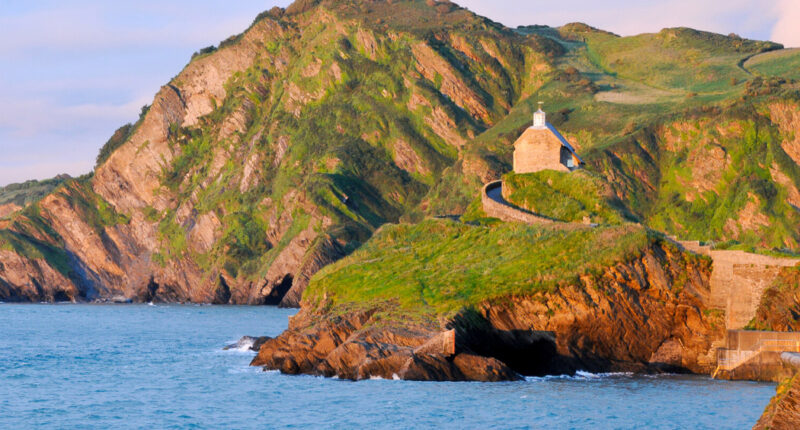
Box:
[0,249,80,302]
[252,240,723,380]
[251,308,521,381]
[224,335,272,351]
[746,267,800,331]
[754,354,800,429]
[0,203,21,219]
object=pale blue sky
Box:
[1,0,797,186]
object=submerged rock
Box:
[224,336,272,352]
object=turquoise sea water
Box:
[0,304,776,429]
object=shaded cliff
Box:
[252,220,723,380]
[747,267,800,331]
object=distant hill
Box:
[1,0,799,304]
[0,175,70,218]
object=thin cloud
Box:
[772,0,800,47]
[0,6,255,54]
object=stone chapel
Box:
[512,103,583,173]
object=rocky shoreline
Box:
[754,353,800,429]
[250,242,724,381]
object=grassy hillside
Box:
[744,49,800,80]
[0,176,69,209]
[137,0,551,283]
[502,170,633,224]
[304,219,658,317]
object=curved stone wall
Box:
[481,181,556,225]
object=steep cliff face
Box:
[252,221,722,380]
[0,0,551,304]
[591,103,800,251]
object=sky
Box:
[1,0,798,186]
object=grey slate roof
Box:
[546,123,584,164]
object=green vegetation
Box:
[0,176,68,209]
[616,116,800,251]
[305,219,657,317]
[7,177,129,247]
[142,1,551,285]
[55,180,131,236]
[503,170,632,224]
[745,49,800,80]
[577,27,779,93]
[95,105,149,167]
[0,229,72,275]
[5,0,800,302]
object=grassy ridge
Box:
[745,49,800,80]
[0,176,68,209]
[3,177,130,278]
[304,219,656,317]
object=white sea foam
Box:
[525,371,635,382]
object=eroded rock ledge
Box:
[251,308,521,381]
[251,243,724,381]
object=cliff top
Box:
[303,219,692,319]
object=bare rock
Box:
[224,335,272,351]
[754,372,800,429]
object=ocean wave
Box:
[222,336,261,353]
[526,371,635,381]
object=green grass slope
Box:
[3,0,800,303]
[502,170,633,224]
[745,48,800,80]
[305,219,656,318]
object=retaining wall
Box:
[481,181,556,225]
[677,240,799,329]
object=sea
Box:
[0,304,776,429]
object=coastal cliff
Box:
[252,220,723,380]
